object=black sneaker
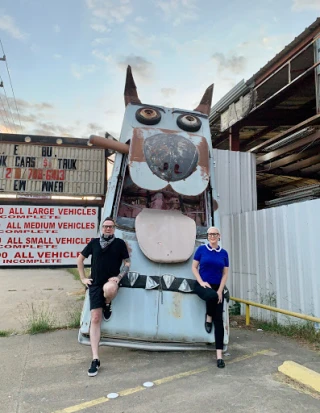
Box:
[88,359,100,377]
[103,302,112,321]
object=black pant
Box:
[194,282,224,350]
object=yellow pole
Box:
[245,304,250,325]
[230,296,320,324]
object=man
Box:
[77,217,130,377]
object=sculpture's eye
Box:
[135,107,161,125]
[176,114,201,132]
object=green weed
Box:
[67,307,82,329]
[26,303,56,335]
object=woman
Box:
[192,227,229,368]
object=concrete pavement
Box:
[1,327,320,413]
[1,268,320,413]
[0,268,84,332]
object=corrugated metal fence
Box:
[213,149,257,216]
[222,198,320,322]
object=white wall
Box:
[222,198,320,322]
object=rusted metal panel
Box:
[220,91,255,132]
[128,127,209,196]
[0,142,105,196]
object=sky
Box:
[0,0,319,140]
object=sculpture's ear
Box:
[124,65,141,106]
[193,84,214,116]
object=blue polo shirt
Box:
[194,245,229,284]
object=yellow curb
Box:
[278,361,320,393]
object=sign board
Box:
[0,142,106,196]
[0,205,99,266]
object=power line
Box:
[0,75,17,133]
[0,91,13,132]
[0,38,22,132]
[0,76,17,133]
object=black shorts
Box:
[88,285,105,310]
[88,282,120,310]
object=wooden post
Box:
[229,125,240,151]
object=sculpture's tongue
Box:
[135,209,196,263]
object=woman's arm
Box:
[217,267,228,303]
[192,259,211,288]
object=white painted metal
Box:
[212,149,257,217]
[222,198,320,322]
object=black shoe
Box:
[205,314,212,333]
[217,359,225,368]
[88,359,100,377]
[103,302,112,321]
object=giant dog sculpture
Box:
[78,66,229,350]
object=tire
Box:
[176,114,201,132]
[135,107,161,125]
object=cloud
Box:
[11,97,54,111]
[91,37,110,46]
[86,0,133,25]
[155,0,199,26]
[53,24,61,33]
[161,88,176,98]
[86,122,105,135]
[135,16,146,23]
[292,0,320,11]
[0,119,21,133]
[53,53,62,59]
[34,102,54,110]
[0,94,69,136]
[127,25,155,49]
[92,49,113,63]
[211,52,246,75]
[71,64,97,79]
[90,23,111,33]
[117,55,153,79]
[0,14,28,40]
[16,113,38,123]
[32,122,75,137]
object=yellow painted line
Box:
[278,361,320,393]
[52,349,269,413]
[153,366,208,385]
[118,385,146,396]
[53,397,109,413]
[228,349,271,364]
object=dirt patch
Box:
[0,268,85,333]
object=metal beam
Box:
[256,148,319,171]
[249,113,320,153]
[241,108,315,127]
[240,126,278,150]
[229,126,240,151]
[212,132,228,148]
[258,168,320,179]
[256,130,320,165]
[281,153,320,173]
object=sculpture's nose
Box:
[144,134,198,182]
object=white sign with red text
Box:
[0,205,99,266]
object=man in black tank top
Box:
[77,217,130,377]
